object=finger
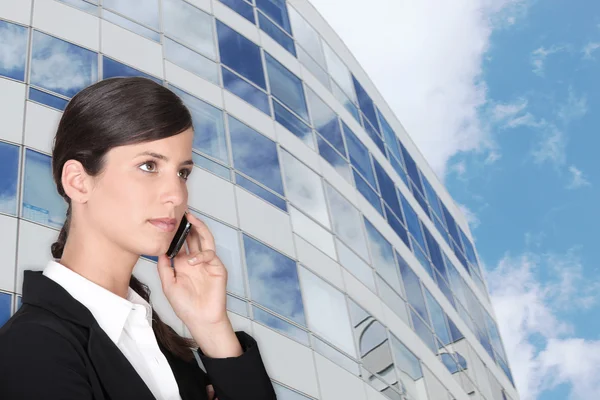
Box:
[185,211,216,253]
[186,250,216,265]
[185,215,202,254]
[206,384,215,400]
[156,254,175,288]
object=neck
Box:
[59,226,139,299]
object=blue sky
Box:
[309,0,599,399]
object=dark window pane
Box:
[441,203,463,250]
[363,115,385,154]
[400,194,427,252]
[273,100,313,148]
[229,116,284,195]
[243,234,306,325]
[448,318,463,342]
[400,143,424,194]
[389,154,409,188]
[265,53,308,120]
[103,56,161,82]
[435,270,454,308]
[306,88,345,156]
[222,67,270,115]
[0,292,11,328]
[0,21,28,81]
[256,0,291,34]
[377,108,402,161]
[218,0,255,23]
[31,31,98,97]
[352,75,379,132]
[385,205,410,249]
[258,12,296,56]
[353,170,383,216]
[316,135,352,183]
[217,21,266,89]
[411,182,430,219]
[0,142,19,216]
[412,241,434,278]
[343,122,376,188]
[28,88,68,111]
[236,173,287,211]
[421,176,444,222]
[373,160,401,218]
[423,226,445,277]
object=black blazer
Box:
[0,270,277,400]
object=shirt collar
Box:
[42,260,153,344]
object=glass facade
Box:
[0,1,516,400]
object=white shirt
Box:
[43,260,183,400]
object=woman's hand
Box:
[156,211,228,329]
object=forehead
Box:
[108,128,194,159]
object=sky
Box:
[307,0,600,399]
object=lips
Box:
[149,218,177,232]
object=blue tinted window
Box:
[265,53,308,121]
[498,356,515,386]
[364,218,402,292]
[0,142,19,216]
[103,0,159,29]
[192,152,230,180]
[258,12,296,56]
[164,38,218,84]
[343,123,376,188]
[448,318,463,342]
[331,82,360,123]
[398,258,429,323]
[219,0,255,23]
[217,21,266,89]
[306,89,345,156]
[433,215,450,246]
[103,9,160,42]
[316,135,352,183]
[170,86,228,164]
[459,228,479,268]
[373,160,401,218]
[390,154,409,187]
[256,0,291,33]
[411,182,430,219]
[441,353,460,374]
[363,116,385,154]
[421,176,444,222]
[390,334,423,380]
[236,173,287,211]
[352,75,379,132]
[377,108,402,161]
[229,116,284,195]
[243,234,306,325]
[163,0,215,59]
[102,56,161,82]
[222,67,270,115]
[413,242,434,278]
[273,101,313,147]
[385,205,410,249]
[0,21,28,81]
[0,292,11,327]
[23,149,67,229]
[31,31,98,98]
[410,309,436,353]
[441,203,462,251]
[400,194,427,252]
[253,305,309,345]
[400,143,425,194]
[29,88,68,111]
[423,226,445,277]
[424,289,451,346]
[58,0,99,14]
[353,170,382,216]
[227,294,248,316]
[435,270,455,308]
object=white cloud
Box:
[489,98,544,129]
[457,203,481,230]
[582,42,600,59]
[558,87,588,123]
[531,126,566,166]
[307,0,529,180]
[488,248,600,400]
[531,45,566,76]
[491,98,528,121]
[566,165,591,190]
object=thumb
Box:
[156,254,175,289]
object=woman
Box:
[0,77,277,399]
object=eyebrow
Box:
[136,151,194,167]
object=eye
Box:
[139,161,157,173]
[179,168,192,181]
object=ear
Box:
[61,160,93,204]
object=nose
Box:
[160,174,187,207]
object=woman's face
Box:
[85,128,195,257]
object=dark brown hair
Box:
[50,77,197,362]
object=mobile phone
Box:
[166,214,192,259]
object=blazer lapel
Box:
[22,270,156,400]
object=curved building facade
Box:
[0,1,518,399]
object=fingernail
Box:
[188,257,196,264]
